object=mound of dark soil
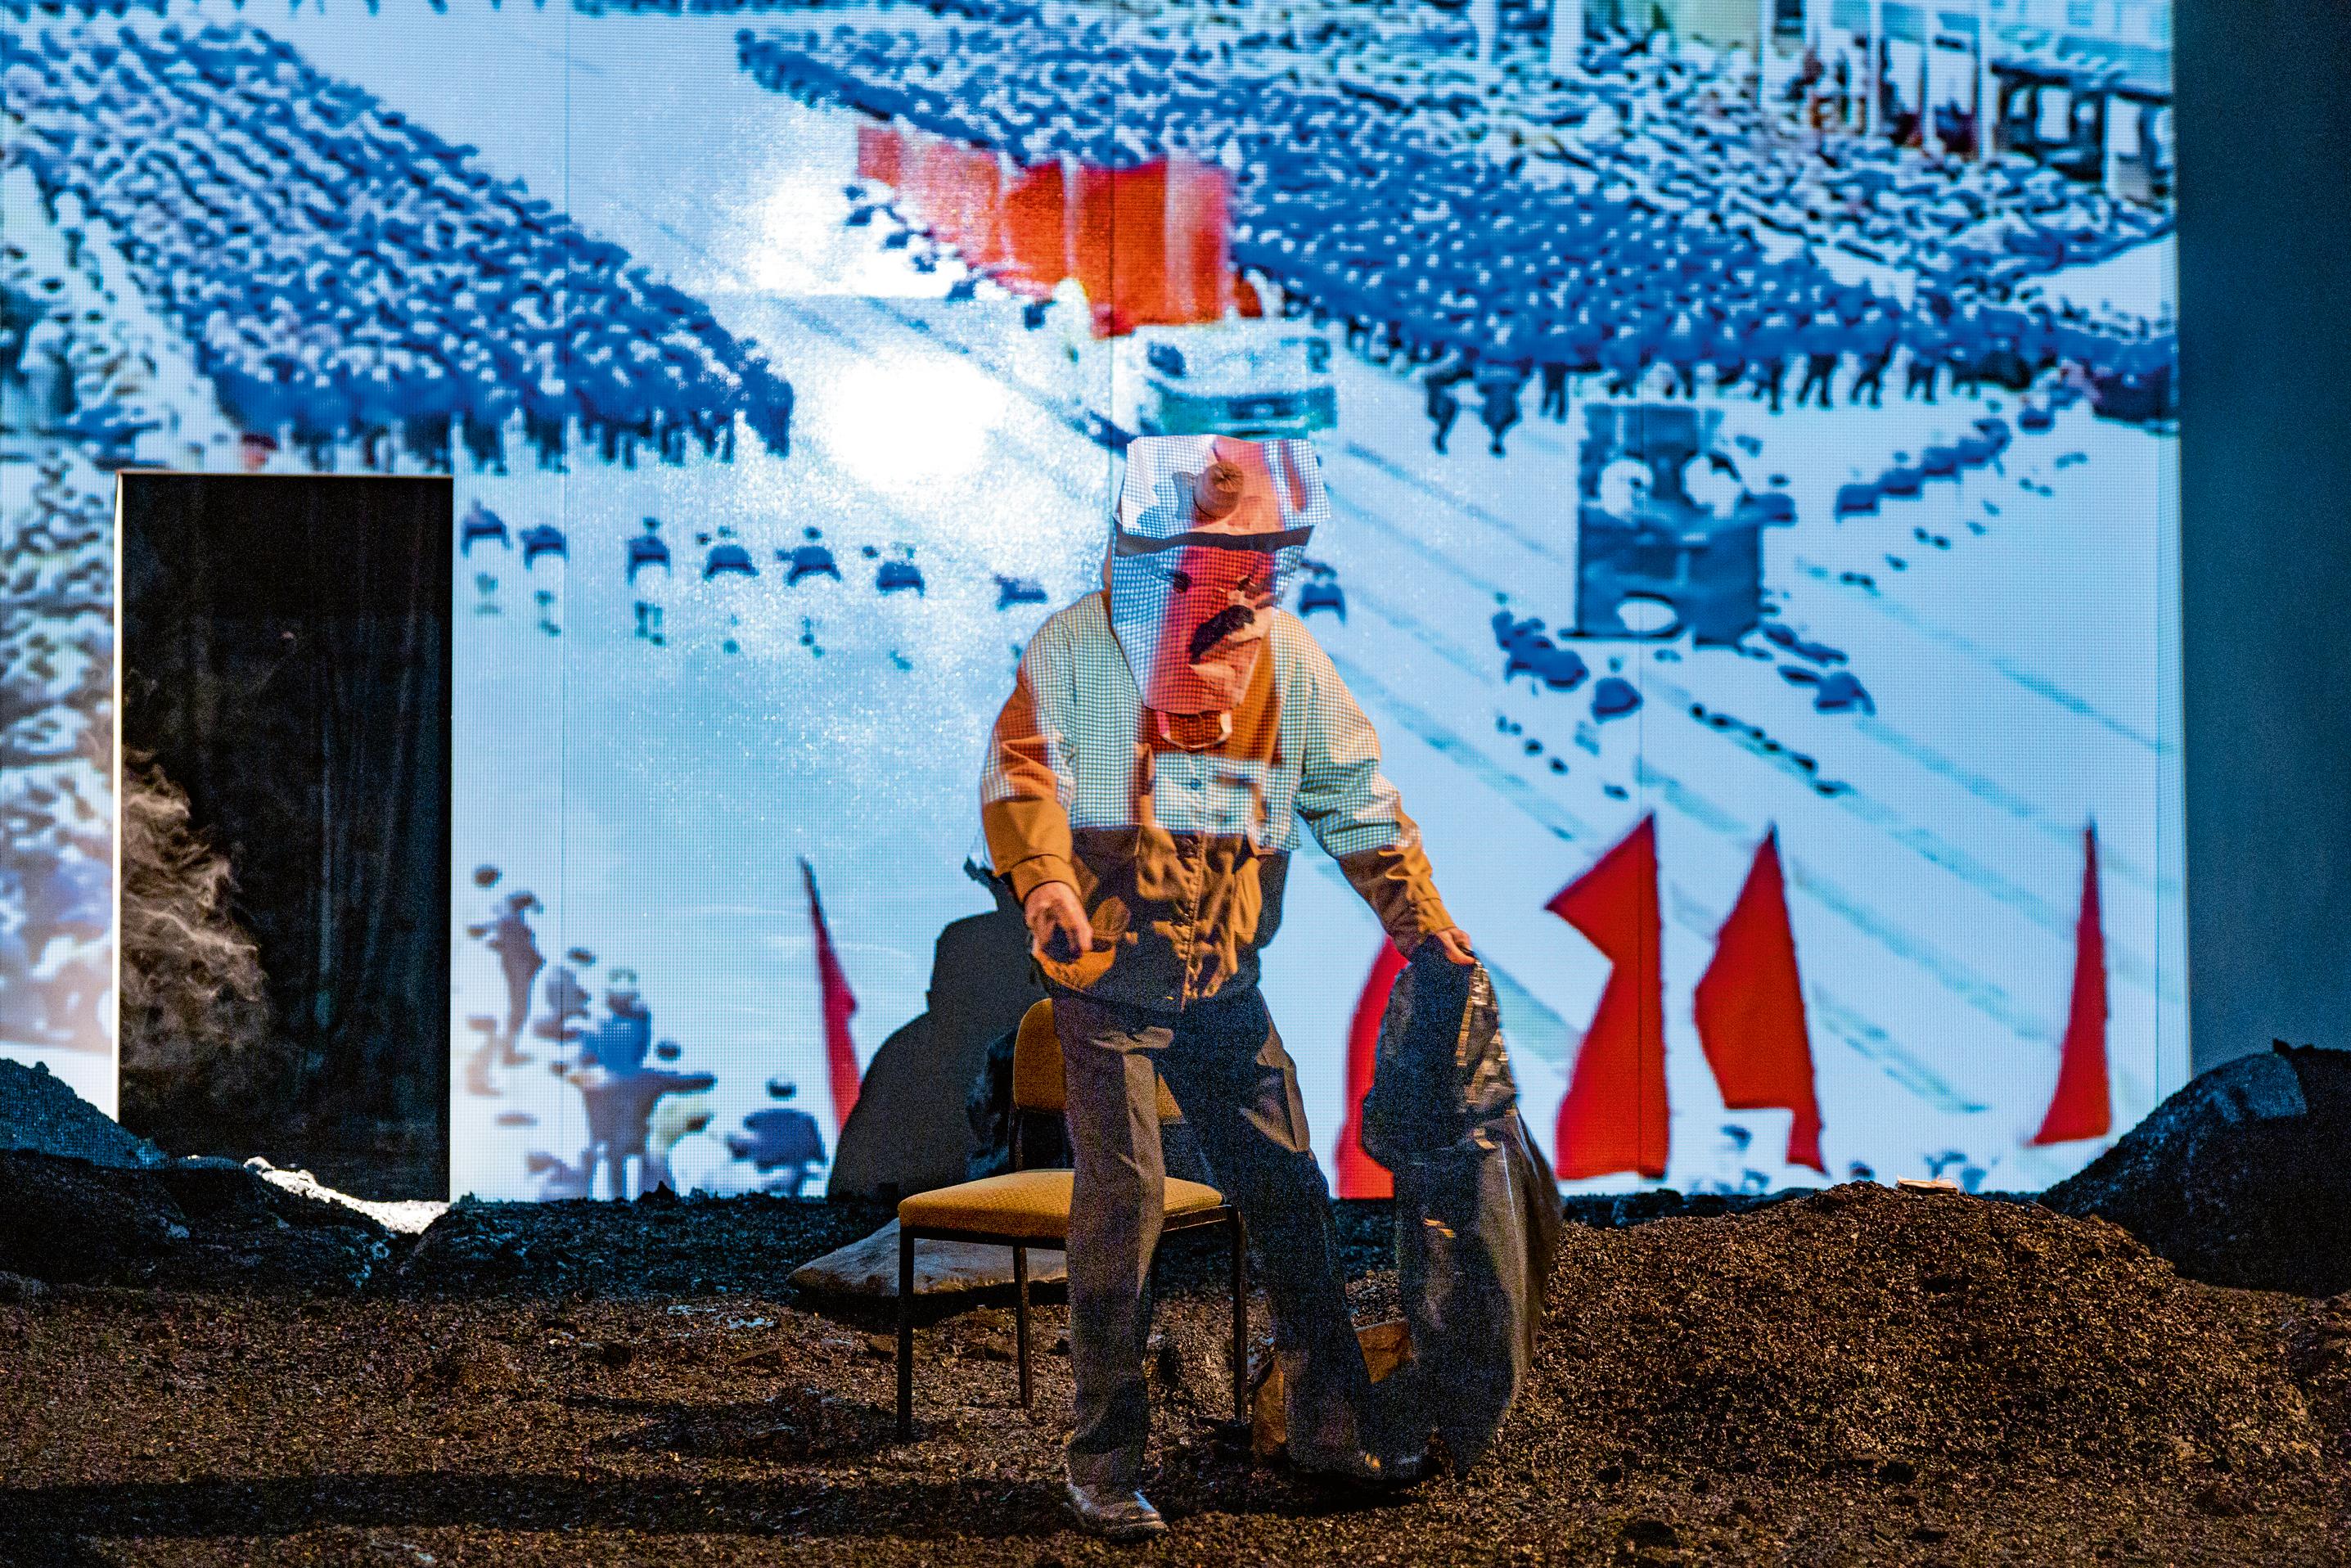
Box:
[394,1188,894,1299]
[0,1060,167,1169]
[0,1149,391,1294]
[2043,1043,2351,1295]
[1497,1183,2335,1503]
[2,1184,2343,1565]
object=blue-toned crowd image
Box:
[0,0,2181,1204]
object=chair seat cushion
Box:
[898,1170,1225,1241]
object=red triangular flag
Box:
[1332,938,1409,1199]
[855,121,902,189]
[1164,155,1233,323]
[801,858,862,1136]
[1693,830,1826,1172]
[2031,825,2110,1145]
[1549,816,1670,1179]
[1001,160,1066,297]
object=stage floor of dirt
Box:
[2,1187,2344,1566]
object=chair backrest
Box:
[1012,998,1181,1121]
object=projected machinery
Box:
[1573,404,1767,647]
[1079,321,1339,445]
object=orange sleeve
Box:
[980,629,1078,904]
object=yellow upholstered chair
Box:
[894,998,1248,1439]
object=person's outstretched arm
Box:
[1291,631,1474,965]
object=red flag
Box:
[801,858,862,1136]
[855,121,902,188]
[2031,825,2111,1145]
[913,133,961,242]
[1693,830,1825,1172]
[955,144,1006,270]
[1070,161,1115,327]
[1332,939,1409,1199]
[1106,159,1172,336]
[1001,160,1067,296]
[1164,155,1233,322]
[1549,816,1670,1179]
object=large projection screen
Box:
[0,0,2180,1203]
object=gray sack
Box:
[1360,947,1562,1471]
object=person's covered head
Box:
[1106,434,1328,728]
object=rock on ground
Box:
[0,1059,168,1169]
[790,1218,1067,1299]
[0,1149,392,1294]
[394,1187,890,1299]
[2043,1043,2351,1295]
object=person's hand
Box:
[1024,881,1095,965]
[1412,927,1476,966]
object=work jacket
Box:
[982,591,1452,1012]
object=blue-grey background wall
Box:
[2178,0,2351,1072]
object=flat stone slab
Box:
[790,1219,1067,1299]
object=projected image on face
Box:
[1110,436,1327,732]
[0,0,2179,1201]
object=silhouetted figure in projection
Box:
[1424,363,1467,453]
[583,972,653,1071]
[466,890,544,1084]
[533,961,594,1047]
[1904,311,1946,403]
[563,976,714,1199]
[1849,305,1898,408]
[1475,367,1525,456]
[1538,360,1570,421]
[727,1079,827,1196]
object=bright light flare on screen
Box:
[812,355,1007,497]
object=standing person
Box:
[1475,363,1525,456]
[1599,320,1650,398]
[1537,358,1570,422]
[1848,301,1899,407]
[1746,309,1793,414]
[982,436,1475,1542]
[1659,310,1704,400]
[1794,310,1844,409]
[1903,308,1947,403]
[464,888,544,1094]
[1424,359,1467,453]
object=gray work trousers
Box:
[1053,985,1371,1493]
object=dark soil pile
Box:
[2043,1043,2351,1295]
[2,1184,2342,1566]
[1504,1184,2336,1490]
[0,1059,168,1169]
[394,1188,894,1299]
[0,1149,393,1294]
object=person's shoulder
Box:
[1268,609,1341,678]
[1029,591,1110,649]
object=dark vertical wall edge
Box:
[117,472,453,1196]
[2176,1,2351,1071]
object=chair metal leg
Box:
[1012,1243,1032,1408]
[896,1224,916,1440]
[1227,1214,1249,1426]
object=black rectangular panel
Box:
[116,472,452,1198]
